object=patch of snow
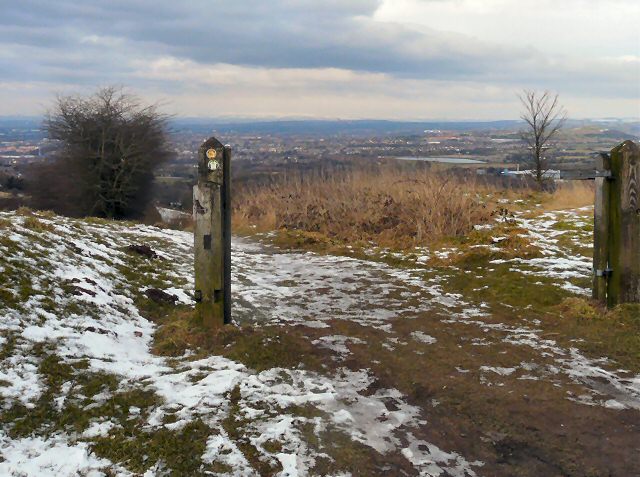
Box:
[402,433,482,477]
[311,335,365,357]
[480,366,516,376]
[411,331,437,345]
[0,433,113,477]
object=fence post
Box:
[593,152,612,302]
[593,140,640,307]
[193,137,232,328]
[607,140,640,306]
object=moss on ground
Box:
[92,419,212,476]
[152,308,325,372]
[0,332,17,360]
[437,262,569,314]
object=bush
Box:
[28,87,171,219]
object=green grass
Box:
[549,299,640,372]
[92,419,212,476]
[152,307,326,372]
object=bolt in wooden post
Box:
[607,140,640,306]
[593,152,612,302]
[193,137,231,327]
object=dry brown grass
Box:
[233,167,499,249]
[541,181,595,211]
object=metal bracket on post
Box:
[594,268,613,278]
[595,170,613,179]
[193,136,231,328]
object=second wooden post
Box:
[593,140,640,307]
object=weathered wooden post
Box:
[194,137,231,327]
[593,152,612,302]
[593,140,640,307]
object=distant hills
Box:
[171,119,522,136]
[2,116,638,137]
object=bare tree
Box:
[519,90,567,188]
[31,87,171,219]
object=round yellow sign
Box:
[206,148,217,159]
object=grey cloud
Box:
[0,0,528,79]
[0,0,637,101]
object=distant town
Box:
[1,117,638,211]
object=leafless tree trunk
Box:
[519,90,567,189]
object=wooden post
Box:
[193,137,232,327]
[607,140,640,306]
[593,152,612,302]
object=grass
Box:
[429,221,543,266]
[0,343,216,475]
[233,166,498,249]
[233,165,596,254]
[540,181,594,211]
[152,308,326,372]
[92,419,212,476]
[549,298,640,372]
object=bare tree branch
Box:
[518,90,567,188]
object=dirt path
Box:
[231,236,640,476]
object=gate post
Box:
[593,140,640,307]
[593,152,612,302]
[193,137,232,327]
[608,140,640,306]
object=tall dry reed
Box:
[541,181,595,211]
[233,167,498,248]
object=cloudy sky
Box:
[1,0,638,119]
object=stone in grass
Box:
[127,243,158,259]
[85,326,117,337]
[70,285,97,297]
[145,288,178,305]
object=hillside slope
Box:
[0,209,639,476]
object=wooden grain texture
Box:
[194,137,227,328]
[222,146,232,324]
[593,153,611,302]
[607,140,640,306]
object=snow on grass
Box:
[234,208,640,413]
[234,238,444,328]
[449,317,640,411]
[1,206,635,475]
[0,211,482,476]
[480,366,516,376]
[0,434,114,477]
[402,433,483,477]
[311,335,365,357]
[505,209,593,294]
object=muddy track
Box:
[231,237,640,476]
